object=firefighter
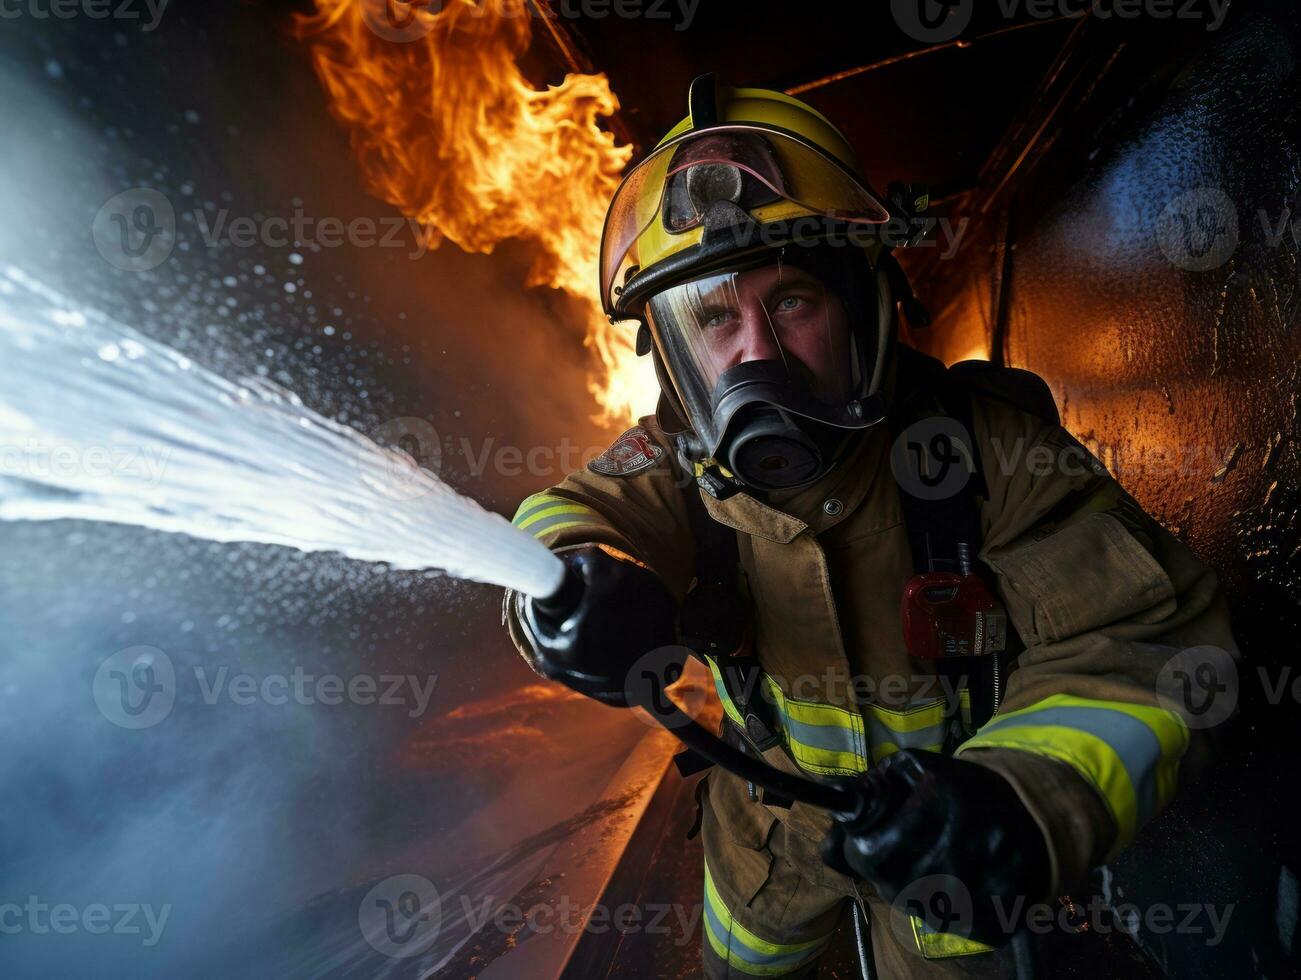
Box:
[505,75,1237,977]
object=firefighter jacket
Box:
[502,347,1238,901]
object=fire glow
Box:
[294,0,657,424]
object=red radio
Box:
[901,548,1007,660]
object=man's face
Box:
[690,262,852,404]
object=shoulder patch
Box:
[588,425,665,477]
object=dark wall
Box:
[914,3,1301,974]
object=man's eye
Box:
[703,311,732,329]
[775,296,804,313]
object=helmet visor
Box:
[645,264,865,457]
[600,125,892,316]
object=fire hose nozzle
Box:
[534,559,586,625]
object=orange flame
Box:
[294,0,656,424]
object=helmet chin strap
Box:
[867,267,896,398]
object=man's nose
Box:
[733,307,783,363]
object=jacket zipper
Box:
[991,650,1003,715]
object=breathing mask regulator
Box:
[599,73,932,497]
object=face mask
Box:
[645,262,882,492]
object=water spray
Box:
[0,265,566,600]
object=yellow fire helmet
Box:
[599,74,904,322]
[599,76,932,494]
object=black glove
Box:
[820,749,1050,948]
[519,546,678,707]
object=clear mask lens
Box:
[646,263,858,458]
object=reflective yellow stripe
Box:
[515,504,592,530]
[705,654,869,773]
[764,680,869,776]
[528,519,600,539]
[510,493,606,540]
[703,859,832,975]
[512,493,594,527]
[870,699,949,733]
[512,492,563,521]
[865,698,954,763]
[704,656,746,729]
[910,915,995,959]
[956,694,1189,853]
[703,657,970,776]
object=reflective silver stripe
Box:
[978,705,1162,824]
[702,901,829,973]
[779,712,867,759]
[703,858,832,974]
[865,714,949,753]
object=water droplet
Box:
[52,309,86,328]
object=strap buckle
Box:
[744,711,781,753]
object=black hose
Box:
[650,699,856,812]
[1011,928,1037,980]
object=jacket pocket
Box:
[706,766,777,849]
[701,768,777,908]
[986,511,1175,645]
